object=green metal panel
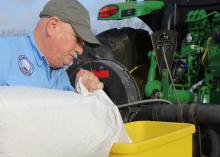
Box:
[98,1,164,20]
[145,51,161,97]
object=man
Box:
[0,0,103,92]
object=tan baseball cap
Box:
[39,0,100,47]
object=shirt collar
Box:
[28,32,48,67]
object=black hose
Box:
[195,105,220,125]
[131,103,220,125]
[206,129,220,157]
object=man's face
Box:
[49,19,84,69]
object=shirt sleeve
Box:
[55,70,75,91]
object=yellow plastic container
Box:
[109,121,195,157]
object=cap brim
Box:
[72,24,100,48]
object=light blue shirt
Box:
[0,33,74,91]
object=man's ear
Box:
[46,17,60,37]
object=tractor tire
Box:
[67,58,141,121]
[87,27,152,70]
[85,27,152,97]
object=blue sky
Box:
[0,0,149,34]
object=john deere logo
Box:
[18,55,34,76]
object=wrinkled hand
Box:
[75,69,104,92]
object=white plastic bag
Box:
[76,78,131,144]
[0,85,130,157]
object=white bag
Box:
[75,78,131,144]
[0,86,131,157]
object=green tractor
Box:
[95,0,220,105]
[68,0,220,156]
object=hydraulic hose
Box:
[117,99,172,109]
[206,129,220,157]
[129,103,220,125]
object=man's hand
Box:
[75,69,104,92]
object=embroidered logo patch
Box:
[18,55,34,76]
